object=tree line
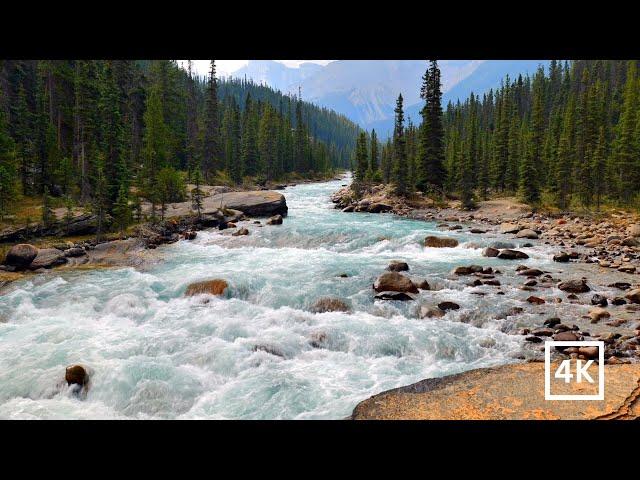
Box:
[354,60,640,211]
[0,60,359,230]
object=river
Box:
[0,175,605,419]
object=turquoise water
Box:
[0,175,568,419]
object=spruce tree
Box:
[203,60,222,177]
[417,60,446,194]
[391,94,408,196]
[354,131,368,182]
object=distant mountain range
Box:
[228,60,550,138]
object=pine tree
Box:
[417,60,446,194]
[518,121,540,204]
[203,60,222,177]
[112,184,131,238]
[367,129,379,181]
[354,131,368,182]
[591,126,607,210]
[391,94,408,196]
[0,101,18,220]
[555,95,576,210]
[191,162,204,220]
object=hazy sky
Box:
[180,60,334,77]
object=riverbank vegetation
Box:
[353,60,640,212]
[0,60,359,236]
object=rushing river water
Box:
[0,175,609,419]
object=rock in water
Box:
[527,296,545,305]
[65,365,88,386]
[266,214,283,225]
[185,279,229,297]
[29,248,67,269]
[310,297,351,313]
[232,227,249,236]
[497,249,529,260]
[373,272,418,294]
[499,223,520,234]
[386,261,409,272]
[438,301,460,311]
[516,228,538,239]
[424,236,459,248]
[415,279,430,290]
[208,191,288,217]
[368,203,393,213]
[558,279,590,293]
[4,244,38,268]
[482,247,499,257]
[419,305,445,318]
[375,291,415,301]
[553,252,570,263]
[591,294,608,307]
[625,289,640,304]
[589,307,610,323]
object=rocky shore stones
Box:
[553,331,579,342]
[4,244,38,268]
[368,203,393,213]
[386,261,409,272]
[208,191,288,217]
[266,214,283,225]
[424,236,459,248]
[64,247,86,257]
[500,222,520,234]
[553,252,571,263]
[310,297,351,313]
[558,279,590,293]
[29,248,67,269]
[373,272,418,294]
[518,268,544,277]
[185,279,229,297]
[65,365,88,386]
[628,224,640,237]
[482,247,499,257]
[497,249,529,260]
[516,228,538,239]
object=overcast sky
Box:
[179,60,334,77]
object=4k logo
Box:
[544,341,605,401]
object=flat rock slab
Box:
[351,362,640,420]
[208,191,287,217]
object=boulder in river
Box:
[517,268,544,277]
[497,249,529,260]
[591,294,608,307]
[558,279,590,293]
[527,296,545,305]
[589,307,610,323]
[375,291,415,301]
[625,289,640,304]
[29,248,67,270]
[553,252,571,263]
[438,301,460,311]
[482,247,499,257]
[490,241,516,250]
[424,236,458,248]
[266,214,283,225]
[386,261,409,272]
[499,223,520,234]
[65,365,88,386]
[4,244,38,268]
[185,279,229,297]
[310,297,351,313]
[232,227,249,236]
[373,272,418,294]
[208,191,288,217]
[415,279,430,290]
[515,229,538,239]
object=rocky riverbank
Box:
[0,190,288,287]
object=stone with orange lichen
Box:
[184,279,229,297]
[351,362,640,420]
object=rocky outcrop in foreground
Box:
[352,362,640,420]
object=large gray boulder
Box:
[208,191,287,217]
[29,248,67,270]
[4,244,38,268]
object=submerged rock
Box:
[310,297,351,313]
[4,244,38,268]
[591,294,608,307]
[375,291,415,301]
[386,261,409,272]
[424,236,459,248]
[438,301,460,311]
[373,272,418,294]
[497,249,529,260]
[266,214,283,225]
[419,305,445,318]
[482,247,499,257]
[558,279,590,293]
[185,279,229,297]
[232,227,249,236]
